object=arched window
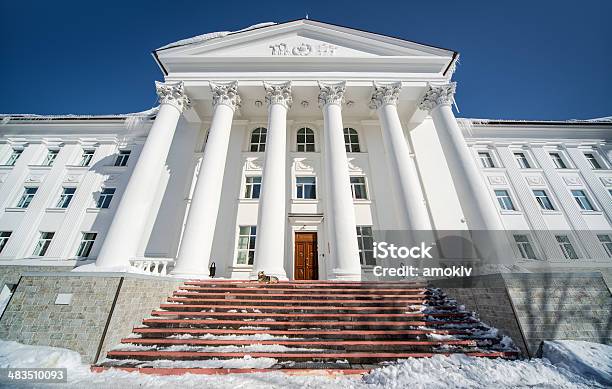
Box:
[296,128,315,152]
[250,127,267,152]
[344,128,360,152]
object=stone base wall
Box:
[0,265,75,289]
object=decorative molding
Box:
[599,176,612,187]
[269,42,337,56]
[245,157,262,172]
[347,157,364,173]
[369,82,401,110]
[294,158,314,172]
[487,176,507,185]
[64,174,83,184]
[263,81,292,109]
[0,173,7,183]
[105,174,120,183]
[318,81,346,107]
[418,82,456,113]
[562,176,582,186]
[25,174,44,183]
[155,81,191,112]
[210,81,241,110]
[525,176,545,186]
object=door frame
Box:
[293,231,319,280]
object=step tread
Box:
[132,328,470,335]
[151,311,467,318]
[142,318,477,326]
[121,338,477,346]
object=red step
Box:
[179,286,428,294]
[150,310,469,320]
[173,291,431,299]
[121,338,477,347]
[162,302,442,313]
[91,366,371,375]
[167,297,429,306]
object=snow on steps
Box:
[95,280,519,375]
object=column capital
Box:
[369,81,402,110]
[418,82,456,113]
[263,81,292,109]
[210,81,241,110]
[155,81,191,112]
[318,81,346,108]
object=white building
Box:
[0,20,610,280]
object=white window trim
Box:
[294,175,318,200]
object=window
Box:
[356,226,375,265]
[556,235,578,259]
[96,188,115,209]
[597,235,612,258]
[296,128,315,152]
[244,176,262,199]
[571,190,594,211]
[478,152,495,168]
[533,190,555,210]
[114,150,130,167]
[350,176,368,200]
[43,149,58,166]
[79,150,94,166]
[5,149,22,166]
[33,232,54,256]
[0,232,11,254]
[585,153,602,170]
[249,127,267,152]
[296,177,316,199]
[76,232,97,257]
[236,226,256,265]
[56,187,76,208]
[514,153,531,169]
[16,187,37,208]
[344,128,360,152]
[494,190,515,211]
[550,153,567,169]
[513,235,537,259]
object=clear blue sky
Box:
[1,0,610,120]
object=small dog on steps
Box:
[257,271,279,284]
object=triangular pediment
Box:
[155,20,456,76]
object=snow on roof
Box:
[156,22,276,51]
[0,107,159,122]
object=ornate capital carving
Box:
[263,81,292,109]
[318,81,346,108]
[418,82,456,113]
[155,81,191,112]
[369,82,401,110]
[210,81,241,110]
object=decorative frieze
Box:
[369,82,401,110]
[318,81,346,107]
[525,176,545,186]
[294,158,315,173]
[269,42,337,56]
[600,177,612,187]
[245,157,263,172]
[155,81,191,112]
[263,81,293,109]
[418,82,456,113]
[562,176,582,186]
[487,176,507,185]
[210,81,241,110]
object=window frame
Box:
[0,231,11,254]
[16,187,38,208]
[478,151,496,168]
[79,149,95,167]
[356,226,375,266]
[295,176,317,200]
[571,189,595,211]
[76,232,97,258]
[235,226,257,265]
[597,234,612,258]
[584,153,603,170]
[43,149,59,166]
[350,176,368,200]
[513,234,538,260]
[296,127,316,152]
[33,232,54,257]
[532,189,555,211]
[5,149,23,166]
[96,187,116,209]
[249,127,267,152]
[555,234,579,260]
[56,187,76,209]
[114,150,131,167]
[343,128,361,153]
[549,152,568,169]
[494,189,516,211]
[243,176,262,199]
[514,152,531,169]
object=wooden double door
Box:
[294,232,318,280]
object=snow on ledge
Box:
[0,106,159,122]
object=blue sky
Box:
[1,0,610,120]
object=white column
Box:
[370,82,432,230]
[172,82,241,276]
[419,83,503,231]
[96,81,191,268]
[251,82,292,279]
[319,82,362,281]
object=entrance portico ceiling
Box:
[154,19,458,121]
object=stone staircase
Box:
[95,280,519,375]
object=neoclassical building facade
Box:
[0,20,611,280]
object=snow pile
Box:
[542,340,612,386]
